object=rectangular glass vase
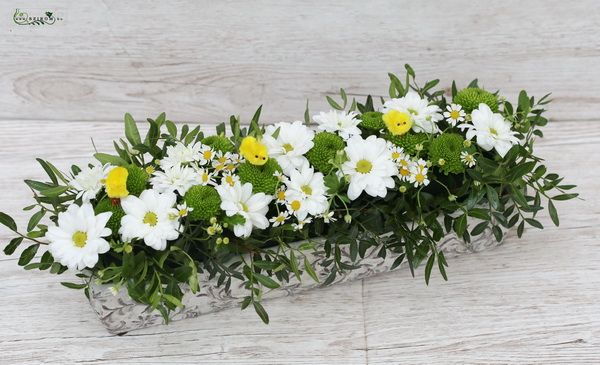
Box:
[88,225,508,334]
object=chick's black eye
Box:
[262,157,266,160]
[255,155,258,158]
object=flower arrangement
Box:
[1,65,577,324]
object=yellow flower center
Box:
[290,200,302,211]
[225,175,235,186]
[145,166,155,174]
[283,143,294,153]
[72,231,88,248]
[241,202,249,212]
[202,172,210,183]
[143,212,158,226]
[275,215,286,222]
[355,159,373,174]
[382,110,413,136]
[391,151,401,160]
[203,150,213,160]
[277,190,286,200]
[105,166,129,199]
[450,110,461,119]
[415,173,425,183]
[178,209,188,216]
[489,128,498,136]
[400,167,410,176]
[301,185,312,195]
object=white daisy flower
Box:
[150,164,200,196]
[221,172,239,187]
[46,203,112,270]
[341,135,397,200]
[313,110,362,140]
[70,164,111,202]
[388,144,405,163]
[292,217,313,231]
[193,166,216,186]
[119,190,181,251]
[198,145,216,165]
[458,103,519,157]
[269,211,290,227]
[443,104,466,126]
[319,211,337,223]
[263,121,315,175]
[284,164,328,220]
[382,91,443,134]
[275,186,287,204]
[460,151,477,167]
[177,202,193,217]
[215,181,272,238]
[408,164,430,187]
[160,141,202,169]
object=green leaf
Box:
[124,113,142,146]
[40,186,69,197]
[18,244,39,266]
[552,193,578,201]
[518,90,530,114]
[27,210,45,231]
[61,282,88,289]
[404,64,415,78]
[162,294,184,308]
[470,221,489,236]
[492,226,503,242]
[517,221,525,238]
[253,273,280,289]
[453,214,467,236]
[326,96,343,110]
[437,252,448,281]
[506,161,536,182]
[289,250,301,281]
[253,301,269,324]
[36,159,58,184]
[165,120,177,137]
[24,179,54,192]
[94,153,127,166]
[424,254,435,285]
[0,212,17,231]
[525,218,544,229]
[548,200,559,226]
[4,237,23,255]
[304,257,319,283]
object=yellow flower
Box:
[239,136,268,166]
[382,110,413,136]
[105,166,129,198]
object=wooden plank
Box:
[1,0,600,123]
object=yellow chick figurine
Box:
[382,110,413,136]
[239,136,268,166]
[105,166,129,199]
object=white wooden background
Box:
[1,0,599,364]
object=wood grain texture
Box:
[1,0,600,363]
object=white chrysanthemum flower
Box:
[176,202,193,217]
[221,172,239,187]
[215,181,272,238]
[408,163,430,187]
[263,121,315,175]
[46,203,112,270]
[460,151,477,167]
[458,103,519,157]
[160,141,202,169]
[70,164,111,202]
[192,166,216,186]
[150,164,200,195]
[341,135,397,200]
[292,217,312,231]
[443,104,466,126]
[319,211,337,223]
[284,164,328,220]
[313,110,362,139]
[198,145,216,165]
[382,91,443,134]
[269,211,290,227]
[119,190,180,251]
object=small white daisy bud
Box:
[223,222,229,228]
[399,186,407,193]
[223,237,230,244]
[474,181,481,187]
[209,217,217,224]
[415,143,424,152]
[216,237,223,245]
[463,140,472,148]
[344,214,352,224]
[448,194,457,202]
[438,159,446,166]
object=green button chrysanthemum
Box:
[386,132,429,155]
[202,135,235,153]
[94,198,125,234]
[126,165,149,196]
[305,132,345,174]
[453,87,499,113]
[237,158,282,194]
[428,133,466,174]
[359,111,385,131]
[184,185,222,221]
